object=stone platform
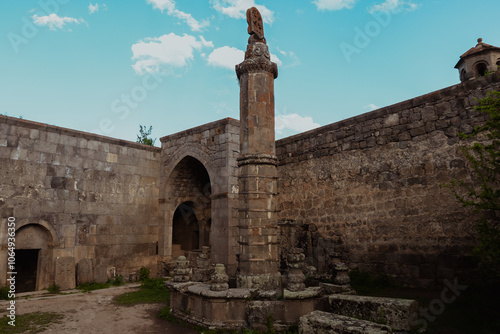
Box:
[166,280,419,332]
[166,281,326,331]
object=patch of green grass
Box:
[76,282,110,292]
[114,283,169,306]
[109,274,124,286]
[47,284,60,294]
[141,277,166,290]
[76,275,125,292]
[0,312,63,334]
[0,287,10,300]
[158,306,177,322]
[139,267,151,281]
[114,287,169,305]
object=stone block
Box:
[299,311,392,334]
[328,294,418,331]
[55,257,76,290]
[94,264,108,283]
[76,258,93,285]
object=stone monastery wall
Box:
[276,73,500,287]
[0,116,161,288]
[1,72,499,290]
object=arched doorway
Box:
[164,156,212,260]
[15,224,54,292]
[172,202,199,252]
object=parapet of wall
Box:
[0,116,161,288]
[276,73,500,287]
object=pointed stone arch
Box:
[158,118,241,273]
[160,154,212,262]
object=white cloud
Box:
[198,35,214,48]
[207,46,244,70]
[32,14,85,30]
[270,53,282,67]
[365,104,379,111]
[369,0,418,13]
[146,0,209,31]
[276,113,320,135]
[313,0,357,11]
[276,47,300,68]
[89,3,99,14]
[131,33,213,75]
[211,0,274,24]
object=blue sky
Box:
[1,0,499,144]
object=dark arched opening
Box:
[15,224,54,292]
[476,62,488,76]
[165,155,212,260]
[172,202,199,252]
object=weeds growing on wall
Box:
[447,90,500,280]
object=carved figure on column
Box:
[237,7,277,80]
[247,7,265,44]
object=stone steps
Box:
[299,293,419,333]
[328,294,418,332]
[300,310,392,334]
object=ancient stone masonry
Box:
[0,8,498,305]
[210,263,229,291]
[159,118,240,275]
[235,7,281,291]
[276,72,500,287]
[0,116,161,291]
[173,256,192,282]
[286,248,306,292]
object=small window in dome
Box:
[476,63,488,76]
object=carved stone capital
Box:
[235,43,278,80]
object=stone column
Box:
[235,7,280,291]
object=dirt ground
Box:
[0,284,197,334]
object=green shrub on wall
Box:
[448,90,500,279]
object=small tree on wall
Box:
[448,90,500,279]
[136,125,156,146]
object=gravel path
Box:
[0,284,197,334]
